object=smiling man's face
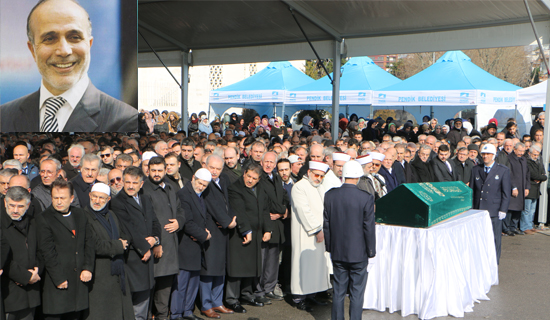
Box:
[27,0,93,95]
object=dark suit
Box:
[1,212,40,317]
[178,157,201,181]
[323,184,375,320]
[469,162,511,264]
[172,181,209,318]
[378,166,398,193]
[392,161,407,186]
[452,158,474,185]
[111,189,161,320]
[0,82,137,132]
[70,175,94,209]
[256,172,289,297]
[431,157,461,182]
[36,206,94,316]
[504,152,530,233]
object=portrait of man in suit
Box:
[0,0,137,132]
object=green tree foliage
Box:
[304,58,349,80]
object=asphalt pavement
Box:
[189,231,550,320]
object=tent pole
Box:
[538,80,550,225]
[282,102,286,120]
[370,105,373,119]
[181,51,189,135]
[331,40,342,143]
[514,104,518,123]
[430,106,434,119]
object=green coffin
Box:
[375,181,473,228]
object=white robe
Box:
[290,177,332,295]
[321,169,342,193]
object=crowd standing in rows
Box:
[0,110,546,320]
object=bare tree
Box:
[391,47,531,87]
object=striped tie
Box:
[41,97,66,132]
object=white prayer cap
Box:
[480,143,497,155]
[342,161,364,178]
[369,152,385,162]
[332,152,351,162]
[91,183,110,196]
[309,161,329,172]
[194,168,212,182]
[288,155,301,164]
[142,151,157,162]
[238,131,246,137]
[356,155,372,165]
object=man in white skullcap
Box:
[85,183,134,319]
[322,152,350,192]
[369,152,387,198]
[356,155,376,197]
[290,161,333,311]
[141,151,157,176]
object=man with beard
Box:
[172,168,213,320]
[63,144,84,180]
[143,157,185,320]
[430,144,461,182]
[447,118,468,152]
[411,145,435,183]
[324,161,376,320]
[322,152,350,192]
[222,147,242,184]
[84,183,134,320]
[2,187,40,320]
[367,152,387,199]
[200,155,237,318]
[503,143,530,236]
[256,152,289,304]
[179,139,202,181]
[356,155,376,197]
[276,158,294,294]
[290,161,332,311]
[71,153,101,208]
[32,158,80,210]
[108,168,124,196]
[111,167,161,320]
[164,152,188,190]
[36,179,94,320]
[225,163,272,313]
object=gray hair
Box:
[514,142,525,150]
[68,144,85,156]
[539,111,545,118]
[99,168,111,177]
[324,146,338,159]
[419,144,432,152]
[81,153,101,169]
[205,154,224,166]
[5,186,31,204]
[42,157,62,171]
[0,169,19,178]
[261,151,278,162]
[2,159,22,171]
[530,145,542,153]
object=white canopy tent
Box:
[517,80,547,109]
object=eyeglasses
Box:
[372,163,381,167]
[100,153,111,158]
[311,173,325,179]
[109,177,122,184]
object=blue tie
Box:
[485,167,489,174]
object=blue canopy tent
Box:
[285,56,402,118]
[374,51,526,133]
[208,61,314,118]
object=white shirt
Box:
[39,75,89,131]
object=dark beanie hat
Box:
[468,144,480,152]
[454,118,463,123]
[487,123,497,130]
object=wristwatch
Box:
[154,236,160,246]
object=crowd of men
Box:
[0,111,546,320]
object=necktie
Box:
[446,161,452,173]
[41,97,66,132]
[485,167,489,174]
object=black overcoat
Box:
[36,206,94,315]
[83,207,134,320]
[226,177,271,278]
[508,152,530,211]
[1,212,41,313]
[142,179,185,278]
[202,173,235,276]
[258,172,289,244]
[176,181,210,271]
[111,189,161,293]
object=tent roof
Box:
[380,51,521,91]
[138,0,550,67]
[517,80,547,106]
[212,61,314,91]
[292,56,402,91]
